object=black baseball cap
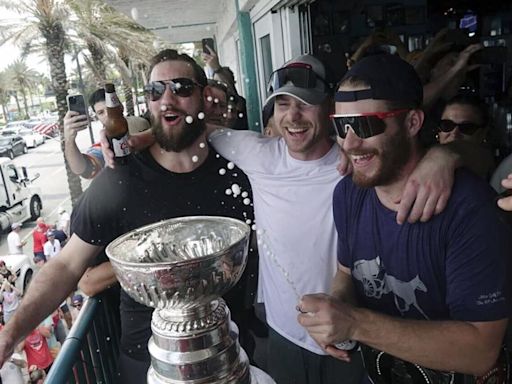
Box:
[336,54,423,107]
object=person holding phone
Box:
[63,88,150,179]
[201,43,249,130]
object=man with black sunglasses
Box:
[0,49,259,384]
[299,54,510,384]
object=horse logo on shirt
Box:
[352,256,429,319]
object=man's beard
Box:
[352,127,412,188]
[151,112,206,152]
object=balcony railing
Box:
[46,291,121,384]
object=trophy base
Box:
[147,348,251,384]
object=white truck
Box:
[0,157,43,232]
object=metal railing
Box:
[46,291,121,384]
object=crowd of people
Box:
[0,210,82,383]
[0,25,511,384]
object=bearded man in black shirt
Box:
[0,50,258,384]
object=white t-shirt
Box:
[57,211,71,235]
[0,352,25,384]
[7,231,23,254]
[209,129,342,354]
[43,239,61,259]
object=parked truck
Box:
[0,157,43,232]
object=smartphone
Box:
[202,38,215,54]
[67,94,87,116]
[470,46,508,65]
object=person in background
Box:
[0,324,25,384]
[23,328,53,374]
[262,102,279,137]
[0,278,21,323]
[32,218,48,262]
[437,94,495,179]
[0,262,16,285]
[202,45,248,130]
[7,223,25,255]
[38,315,60,359]
[63,88,150,179]
[56,206,70,237]
[206,79,230,126]
[497,173,512,211]
[28,365,46,384]
[43,230,61,261]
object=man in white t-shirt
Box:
[7,223,25,255]
[43,230,61,260]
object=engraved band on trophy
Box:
[106,216,274,384]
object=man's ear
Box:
[405,109,424,137]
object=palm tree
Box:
[5,59,40,119]
[65,0,156,114]
[0,0,83,204]
[0,71,13,122]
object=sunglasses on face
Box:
[144,78,202,101]
[267,63,328,93]
[438,119,482,135]
[330,109,409,139]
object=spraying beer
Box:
[104,83,130,163]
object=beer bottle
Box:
[104,83,130,163]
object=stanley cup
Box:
[106,216,253,383]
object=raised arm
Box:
[0,234,102,366]
[63,111,91,176]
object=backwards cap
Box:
[336,54,423,107]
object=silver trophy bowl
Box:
[106,216,253,383]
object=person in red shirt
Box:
[32,218,48,262]
[23,328,53,373]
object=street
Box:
[0,121,101,254]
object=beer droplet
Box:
[198,112,205,120]
[243,198,251,205]
[223,113,227,118]
[231,183,241,196]
[238,113,244,118]
[241,191,248,198]
[219,168,226,175]
[251,224,257,231]
[207,96,213,102]
[192,155,198,162]
[185,115,193,124]
[245,219,252,225]
[227,162,235,170]
[214,98,219,104]
[160,105,167,111]
[225,189,232,195]
[199,142,206,148]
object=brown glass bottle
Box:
[104,83,130,164]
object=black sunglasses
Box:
[330,109,409,139]
[144,78,202,101]
[438,119,482,135]
[267,63,328,93]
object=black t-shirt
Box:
[71,147,257,361]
